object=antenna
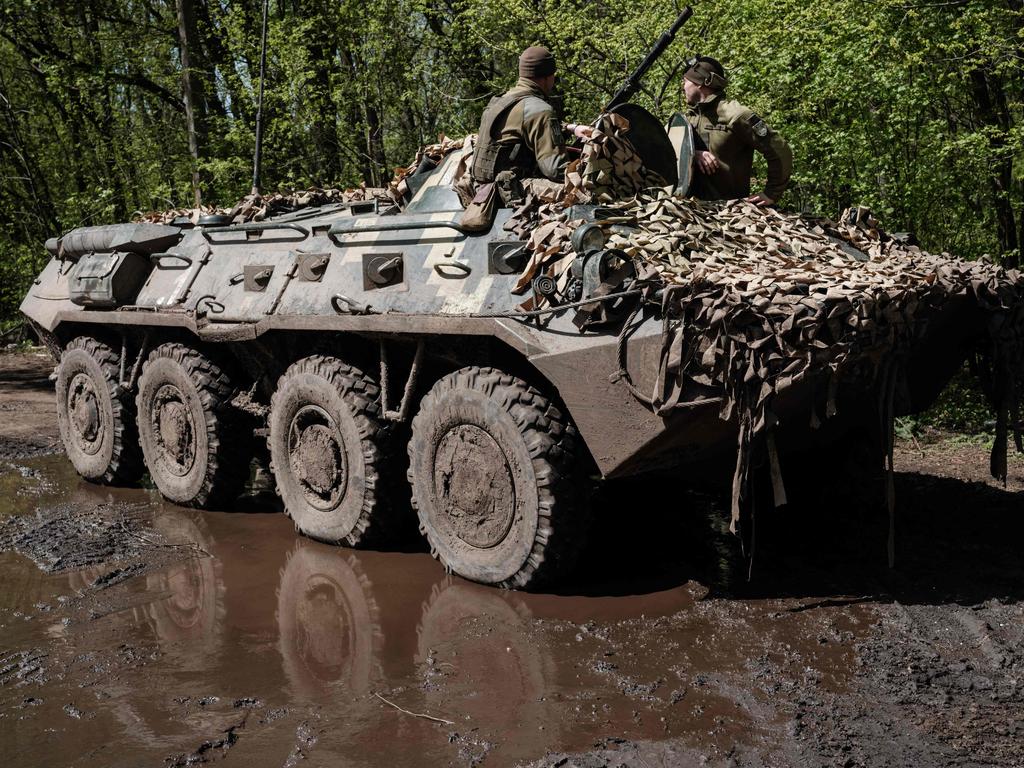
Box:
[250,0,270,196]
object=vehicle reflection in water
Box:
[271,540,567,762]
[12,459,702,763]
[276,540,382,701]
[133,511,223,646]
[66,479,223,652]
[416,577,557,748]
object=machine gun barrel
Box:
[604,6,693,111]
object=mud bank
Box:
[0,351,1021,767]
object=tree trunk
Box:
[176,0,203,207]
[968,67,1018,267]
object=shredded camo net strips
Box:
[136,136,468,225]
[507,113,1024,538]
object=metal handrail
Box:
[202,222,310,242]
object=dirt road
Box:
[0,350,1021,767]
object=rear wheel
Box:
[407,367,585,590]
[55,337,143,484]
[136,343,251,508]
[268,355,395,546]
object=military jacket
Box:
[472,78,569,183]
[687,94,792,201]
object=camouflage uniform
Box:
[687,93,792,202]
[471,77,569,186]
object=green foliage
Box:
[898,364,996,439]
[0,238,47,321]
[0,0,1021,322]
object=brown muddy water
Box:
[0,455,871,768]
[1,353,1023,767]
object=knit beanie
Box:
[519,46,556,78]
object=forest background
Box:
[0,0,1021,325]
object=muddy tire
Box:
[136,343,251,508]
[407,366,584,590]
[55,337,143,484]
[268,356,393,546]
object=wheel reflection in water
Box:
[276,540,382,700]
[136,512,223,647]
[416,579,556,744]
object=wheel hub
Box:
[294,576,354,680]
[434,424,515,549]
[289,406,347,510]
[67,373,102,454]
[153,385,196,475]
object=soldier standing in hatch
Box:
[682,56,792,206]
[470,45,590,204]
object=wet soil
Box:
[0,350,1022,767]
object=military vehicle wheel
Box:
[136,343,251,508]
[268,356,393,546]
[55,337,143,484]
[407,367,583,590]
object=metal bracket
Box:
[331,294,373,315]
[363,253,404,289]
[488,241,529,275]
[150,252,193,268]
[230,385,271,418]
[349,200,377,215]
[243,265,275,292]
[296,252,331,282]
[196,295,225,316]
[380,339,424,422]
[433,260,472,278]
[117,330,150,394]
[202,222,309,243]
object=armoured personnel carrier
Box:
[21,122,1003,591]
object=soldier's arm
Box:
[739,112,792,202]
[685,114,717,174]
[523,101,570,180]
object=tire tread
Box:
[408,366,586,590]
[60,336,144,484]
[137,342,251,508]
[269,355,394,547]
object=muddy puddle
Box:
[0,454,886,767]
[3,353,1024,766]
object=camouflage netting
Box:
[135,136,468,225]
[387,135,465,204]
[506,112,1024,540]
[564,112,670,204]
[136,185,392,225]
[132,114,1024,547]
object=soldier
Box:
[683,56,792,206]
[470,45,590,204]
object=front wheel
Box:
[55,337,143,484]
[407,367,585,590]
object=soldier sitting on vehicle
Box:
[682,56,792,206]
[468,45,591,207]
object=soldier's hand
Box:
[696,151,719,174]
[744,193,775,207]
[565,123,593,139]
